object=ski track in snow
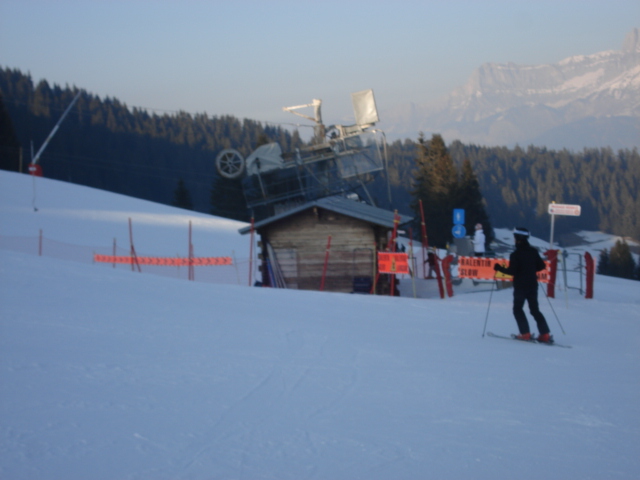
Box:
[1,170,640,479]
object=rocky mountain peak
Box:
[384,28,640,150]
[622,27,640,53]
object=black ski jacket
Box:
[497,240,546,290]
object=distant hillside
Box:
[383,28,640,150]
[2,67,639,241]
[379,138,640,241]
[0,67,302,218]
[447,142,640,241]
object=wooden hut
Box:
[240,196,413,293]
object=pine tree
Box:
[31,80,51,117]
[456,158,493,247]
[411,134,460,248]
[172,179,193,210]
[210,175,249,221]
[609,239,636,279]
[597,248,610,275]
[0,93,21,172]
[256,132,270,148]
[411,133,434,245]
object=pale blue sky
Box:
[1,0,638,135]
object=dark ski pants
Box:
[513,287,550,335]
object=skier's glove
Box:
[493,263,502,272]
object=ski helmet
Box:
[513,227,530,240]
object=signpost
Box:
[453,209,465,225]
[452,224,466,239]
[548,202,581,248]
[452,208,466,238]
[549,204,581,216]
[377,252,409,274]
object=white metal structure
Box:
[31,92,81,167]
[215,90,390,216]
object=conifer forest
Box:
[1,67,639,244]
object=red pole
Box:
[433,254,445,299]
[441,254,454,297]
[248,217,255,286]
[419,199,429,278]
[545,249,558,298]
[129,218,134,272]
[320,235,332,291]
[409,227,414,277]
[129,218,141,272]
[188,221,194,281]
[585,252,595,299]
[389,211,400,296]
[372,241,379,294]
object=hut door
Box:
[273,248,298,289]
[352,247,374,293]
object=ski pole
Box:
[539,282,566,335]
[482,275,498,337]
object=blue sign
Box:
[452,224,466,239]
[453,209,465,225]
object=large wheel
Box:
[216,149,245,179]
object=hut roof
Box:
[239,196,413,234]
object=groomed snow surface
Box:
[1,171,639,480]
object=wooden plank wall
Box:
[263,208,381,293]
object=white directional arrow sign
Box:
[548,204,581,216]
[548,203,581,248]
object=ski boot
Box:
[513,333,532,341]
[537,333,554,344]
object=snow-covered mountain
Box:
[384,28,640,150]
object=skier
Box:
[426,249,437,279]
[493,227,553,343]
[472,223,485,256]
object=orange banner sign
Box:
[458,256,550,283]
[94,254,232,266]
[378,252,410,274]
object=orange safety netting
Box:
[94,254,232,266]
[457,256,550,283]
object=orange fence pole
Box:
[585,252,595,299]
[419,199,429,278]
[441,254,454,297]
[248,217,255,286]
[188,221,194,281]
[320,235,332,291]
[128,218,141,272]
[389,211,400,296]
[545,249,559,298]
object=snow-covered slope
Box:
[1,171,639,479]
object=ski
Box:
[486,332,572,348]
